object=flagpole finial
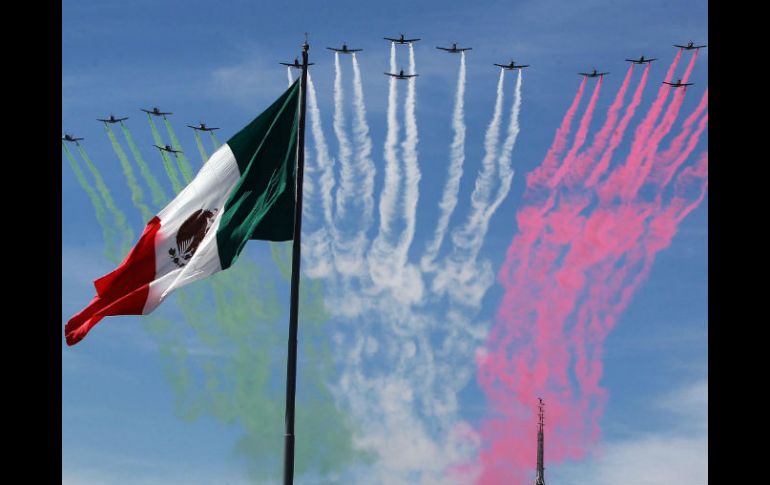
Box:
[303,33,309,51]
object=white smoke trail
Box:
[330,52,379,278]
[421,51,467,272]
[351,53,376,236]
[483,69,523,247]
[303,72,336,279]
[287,66,293,86]
[432,69,521,308]
[333,52,355,222]
[450,69,505,258]
[397,43,421,265]
[368,42,403,292]
[374,42,401,243]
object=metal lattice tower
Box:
[534,398,546,485]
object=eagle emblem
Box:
[168,209,217,267]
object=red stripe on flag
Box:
[65,217,161,345]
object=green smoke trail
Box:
[63,142,119,262]
[76,143,134,257]
[193,130,209,164]
[163,117,195,183]
[142,259,361,482]
[104,124,153,222]
[147,114,183,194]
[210,131,221,149]
[270,242,293,281]
[120,122,168,208]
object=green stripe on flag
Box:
[216,80,300,269]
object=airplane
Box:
[62,133,83,142]
[141,107,172,117]
[625,55,657,64]
[279,58,314,69]
[494,60,530,70]
[97,114,129,123]
[384,69,418,80]
[326,43,362,54]
[437,43,472,53]
[662,79,694,89]
[154,144,183,154]
[384,34,421,44]
[579,68,610,78]
[187,122,220,132]
[674,41,707,50]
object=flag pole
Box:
[282,35,309,485]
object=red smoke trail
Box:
[550,77,603,188]
[586,64,650,187]
[569,65,634,185]
[474,52,706,484]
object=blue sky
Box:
[63,1,707,483]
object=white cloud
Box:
[552,379,708,485]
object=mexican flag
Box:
[66,80,300,345]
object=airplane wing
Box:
[326,47,341,52]
[436,47,451,51]
[384,37,398,42]
[494,64,507,68]
[279,62,293,66]
[578,73,591,76]
[625,59,637,63]
[404,74,419,78]
[662,82,675,86]
[349,48,363,52]
[404,38,420,42]
[458,47,472,52]
[673,44,687,49]
[647,58,658,62]
[517,64,530,68]
[384,72,397,77]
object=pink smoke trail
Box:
[526,78,587,189]
[596,52,682,201]
[569,65,634,185]
[629,49,682,152]
[586,64,650,187]
[474,53,706,482]
[624,50,701,199]
[549,77,603,188]
[498,79,588,287]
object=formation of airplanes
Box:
[66,39,705,145]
